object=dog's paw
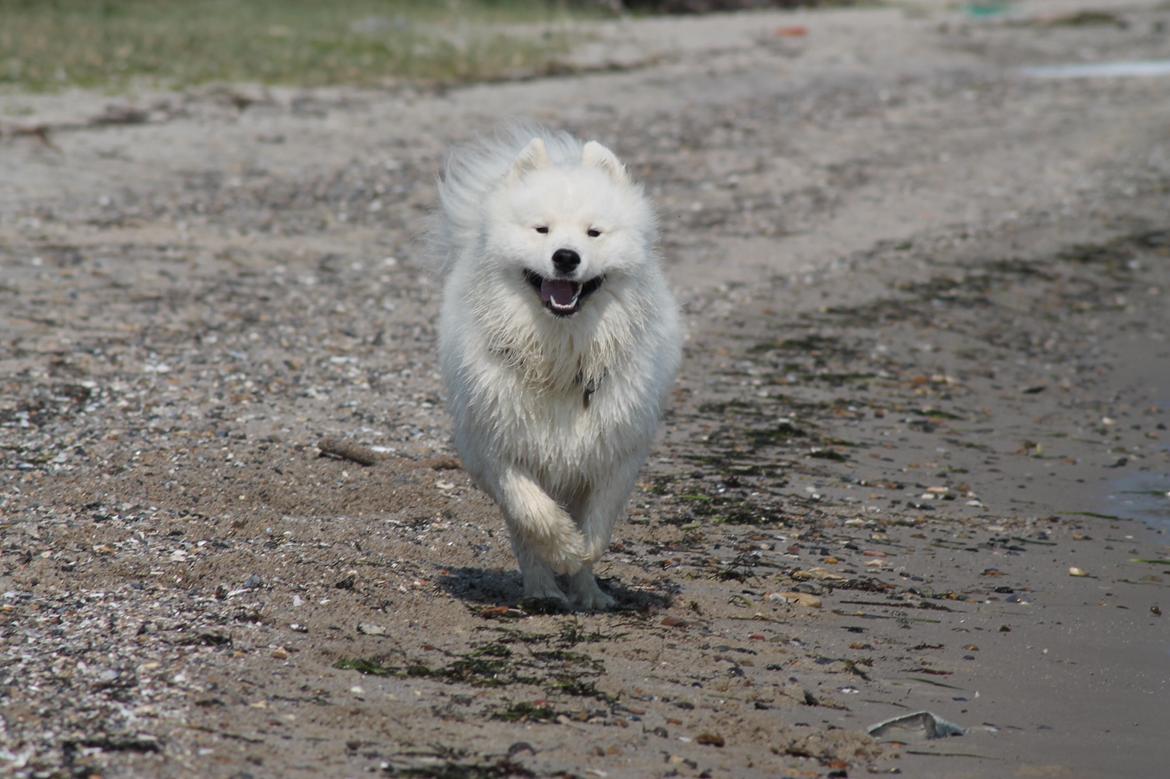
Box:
[519,559,571,608]
[569,576,616,611]
[519,593,570,614]
[540,529,587,576]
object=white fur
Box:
[433,127,682,609]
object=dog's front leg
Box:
[494,465,587,604]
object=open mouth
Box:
[523,270,604,317]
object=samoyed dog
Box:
[433,127,681,610]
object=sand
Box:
[2,1,1168,776]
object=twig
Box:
[318,437,380,467]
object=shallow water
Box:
[1022,60,1170,79]
[1103,471,1170,530]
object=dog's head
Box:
[484,137,655,319]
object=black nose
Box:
[552,248,580,274]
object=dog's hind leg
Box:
[566,457,643,609]
[578,457,642,561]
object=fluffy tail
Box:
[497,467,586,575]
[429,125,584,275]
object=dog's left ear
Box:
[582,141,629,184]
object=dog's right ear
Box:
[509,137,551,181]
[582,140,629,185]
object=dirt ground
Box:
[3,1,1169,777]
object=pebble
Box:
[696,732,725,747]
[768,592,823,608]
[357,623,388,636]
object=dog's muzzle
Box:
[523,270,604,317]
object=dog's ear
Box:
[509,137,551,180]
[582,141,629,184]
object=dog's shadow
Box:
[437,566,676,614]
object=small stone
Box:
[1068,567,1088,577]
[768,592,823,608]
[357,623,387,636]
[696,732,725,747]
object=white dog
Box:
[433,127,681,609]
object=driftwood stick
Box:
[317,437,379,467]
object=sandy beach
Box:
[2,1,1168,776]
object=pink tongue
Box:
[540,279,580,307]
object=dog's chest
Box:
[484,365,643,468]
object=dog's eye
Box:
[587,228,602,238]
[535,226,549,234]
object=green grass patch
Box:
[913,408,965,420]
[334,647,533,687]
[0,0,593,91]
[492,700,558,722]
[334,631,611,697]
